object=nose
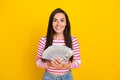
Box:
[57,21,60,26]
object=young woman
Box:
[36,8,81,80]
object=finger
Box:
[52,60,60,66]
[51,61,63,68]
[52,63,59,68]
[54,58,62,64]
[53,58,60,64]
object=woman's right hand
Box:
[46,58,70,69]
[46,59,62,68]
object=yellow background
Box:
[0,0,120,80]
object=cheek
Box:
[52,22,56,27]
[62,21,67,26]
[61,23,66,28]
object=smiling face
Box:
[52,13,66,35]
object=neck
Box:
[53,33,64,40]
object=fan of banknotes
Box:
[42,45,73,62]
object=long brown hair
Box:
[44,8,73,61]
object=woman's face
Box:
[52,13,66,34]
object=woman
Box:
[36,8,81,80]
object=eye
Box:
[53,19,57,22]
[61,19,64,22]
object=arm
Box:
[70,37,81,69]
[36,37,48,68]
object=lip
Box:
[55,26,63,30]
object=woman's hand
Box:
[51,58,63,68]
[50,57,70,69]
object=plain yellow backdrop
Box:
[0,0,120,80]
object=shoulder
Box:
[40,36,46,40]
[71,36,80,46]
[71,35,78,41]
[39,36,46,42]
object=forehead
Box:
[54,13,66,19]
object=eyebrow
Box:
[53,18,65,20]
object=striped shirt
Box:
[36,36,81,75]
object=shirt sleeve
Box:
[36,37,48,68]
[70,37,81,69]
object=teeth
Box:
[55,27,62,30]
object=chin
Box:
[55,31,63,34]
[54,30,61,33]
